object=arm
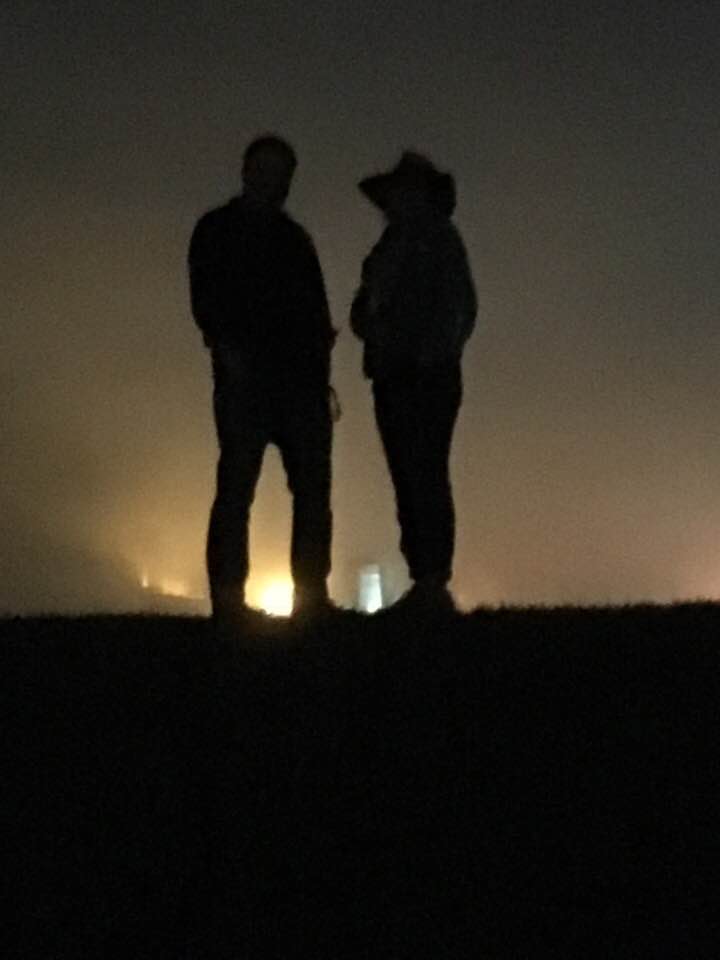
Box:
[306,238,337,351]
[350,282,371,340]
[441,228,477,352]
[455,236,477,346]
[188,213,225,348]
[350,226,407,341]
[296,230,337,383]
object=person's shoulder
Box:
[436,217,468,253]
[195,199,235,231]
[190,201,234,247]
[375,222,405,249]
[280,211,317,249]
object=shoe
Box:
[212,599,276,642]
[292,584,341,625]
[292,597,340,623]
[390,577,456,615]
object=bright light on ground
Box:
[258,579,294,617]
[139,572,191,598]
[358,564,384,613]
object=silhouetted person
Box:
[189,135,336,623]
[351,152,476,609]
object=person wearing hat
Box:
[351,152,477,609]
[189,135,337,626]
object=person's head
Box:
[358,152,456,222]
[382,172,434,219]
[242,135,297,208]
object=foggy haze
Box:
[3,0,720,613]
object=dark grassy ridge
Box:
[3,605,720,958]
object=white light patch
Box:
[358,565,383,613]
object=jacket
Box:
[350,210,476,381]
[188,196,335,384]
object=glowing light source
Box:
[158,577,190,599]
[358,564,383,613]
[258,579,294,617]
[138,568,205,605]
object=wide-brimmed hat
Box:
[358,152,456,217]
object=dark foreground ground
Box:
[3,604,720,958]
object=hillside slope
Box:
[3,605,719,958]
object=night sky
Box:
[3,0,720,612]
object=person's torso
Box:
[203,199,321,364]
[364,215,471,378]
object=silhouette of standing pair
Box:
[188,136,476,626]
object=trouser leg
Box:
[276,391,333,604]
[373,385,416,571]
[206,439,265,612]
[374,371,461,584]
[207,352,266,614]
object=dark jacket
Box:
[350,210,476,381]
[189,196,335,384]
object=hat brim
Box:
[358,172,397,211]
[359,162,457,216]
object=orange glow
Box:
[255,578,294,617]
[157,577,191,598]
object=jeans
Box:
[373,366,461,584]
[207,350,332,610]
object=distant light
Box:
[158,577,190,599]
[258,579,294,617]
[140,570,150,590]
[358,564,383,613]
